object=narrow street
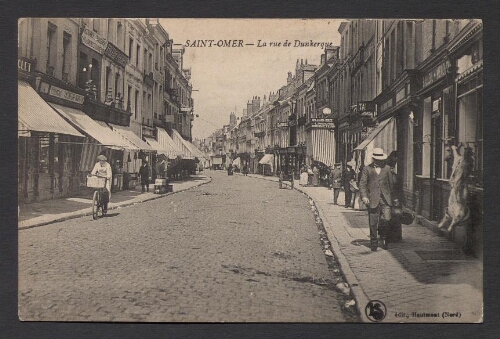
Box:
[19,171,358,322]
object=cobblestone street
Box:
[18,171,357,322]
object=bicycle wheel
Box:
[92,190,99,220]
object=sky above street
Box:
[159,19,343,139]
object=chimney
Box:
[287,72,292,84]
[252,96,261,111]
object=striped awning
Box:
[110,124,154,151]
[172,129,195,160]
[50,103,132,150]
[156,127,183,159]
[310,129,336,167]
[18,81,84,137]
[354,116,396,166]
[259,154,274,165]
[144,137,170,157]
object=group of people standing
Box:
[329,161,361,208]
[329,147,402,251]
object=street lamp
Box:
[83,63,93,82]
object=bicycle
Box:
[86,175,108,220]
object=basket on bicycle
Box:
[86,176,107,188]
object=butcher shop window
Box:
[457,73,482,186]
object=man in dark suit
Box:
[330,163,342,205]
[359,148,396,251]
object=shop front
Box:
[305,117,336,169]
[18,78,85,203]
[49,103,137,193]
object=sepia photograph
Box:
[17,18,483,323]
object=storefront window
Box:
[457,75,482,186]
[39,137,50,174]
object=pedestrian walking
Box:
[299,164,309,186]
[386,150,403,242]
[343,161,356,208]
[139,160,151,193]
[359,148,396,251]
[330,163,342,205]
[91,154,112,213]
[312,164,320,187]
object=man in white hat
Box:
[359,147,396,251]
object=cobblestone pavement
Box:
[18,170,358,322]
[246,173,483,323]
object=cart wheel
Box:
[92,190,99,220]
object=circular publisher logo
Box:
[365,300,387,322]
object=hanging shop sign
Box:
[277,121,289,128]
[104,42,129,68]
[81,26,108,55]
[310,118,335,129]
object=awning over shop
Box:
[259,154,274,165]
[309,129,336,167]
[18,81,84,137]
[110,124,154,151]
[232,157,241,167]
[144,137,170,157]
[171,129,195,160]
[156,128,184,159]
[95,121,139,150]
[183,139,207,160]
[354,116,396,166]
[50,103,132,150]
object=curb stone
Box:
[19,177,212,230]
[246,173,369,322]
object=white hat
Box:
[372,148,388,160]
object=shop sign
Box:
[81,26,108,55]
[357,101,375,113]
[277,121,289,128]
[380,98,393,113]
[396,86,407,103]
[48,84,85,104]
[339,121,349,130]
[423,60,450,88]
[104,42,129,68]
[311,117,335,129]
[18,57,36,73]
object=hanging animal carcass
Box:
[438,143,474,233]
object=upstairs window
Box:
[62,31,72,82]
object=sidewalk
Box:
[19,174,211,230]
[245,173,483,323]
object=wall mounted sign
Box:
[81,27,108,55]
[423,60,450,88]
[104,42,129,68]
[47,84,85,104]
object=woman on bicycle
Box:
[91,154,112,213]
